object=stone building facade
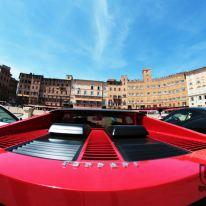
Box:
[105,69,189,109]
[127,69,188,109]
[186,67,206,107]
[17,73,106,108]
[105,76,128,109]
[71,79,106,108]
[17,66,206,109]
[9,77,18,102]
[0,65,18,102]
[17,73,72,107]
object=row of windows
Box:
[0,75,10,82]
[19,85,31,89]
[109,87,122,91]
[109,94,126,98]
[191,102,206,106]
[128,88,185,96]
[128,97,186,104]
[19,85,70,93]
[20,74,42,79]
[20,79,70,87]
[20,79,31,84]
[88,85,102,90]
[43,82,69,86]
[18,90,69,96]
[45,91,68,95]
[190,95,206,101]
[42,97,69,101]
[0,82,9,88]
[127,80,185,90]
[108,100,126,106]
[188,85,206,90]
[76,90,101,96]
[76,86,102,92]
[189,80,206,85]
[129,102,186,108]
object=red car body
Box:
[0,109,206,206]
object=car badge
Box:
[84,162,92,168]
[97,162,104,168]
[111,162,118,168]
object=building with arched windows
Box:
[16,67,206,109]
[106,69,188,109]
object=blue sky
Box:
[0,0,206,81]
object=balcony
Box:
[75,94,102,99]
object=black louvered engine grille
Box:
[9,135,83,161]
[114,138,189,161]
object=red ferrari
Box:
[0,109,206,206]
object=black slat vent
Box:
[10,135,83,161]
[114,138,189,161]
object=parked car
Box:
[162,107,206,134]
[0,105,19,126]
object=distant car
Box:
[162,107,206,134]
[0,105,19,126]
[138,110,161,119]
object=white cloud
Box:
[90,0,135,71]
[93,0,113,61]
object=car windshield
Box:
[0,107,17,123]
[61,112,134,127]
